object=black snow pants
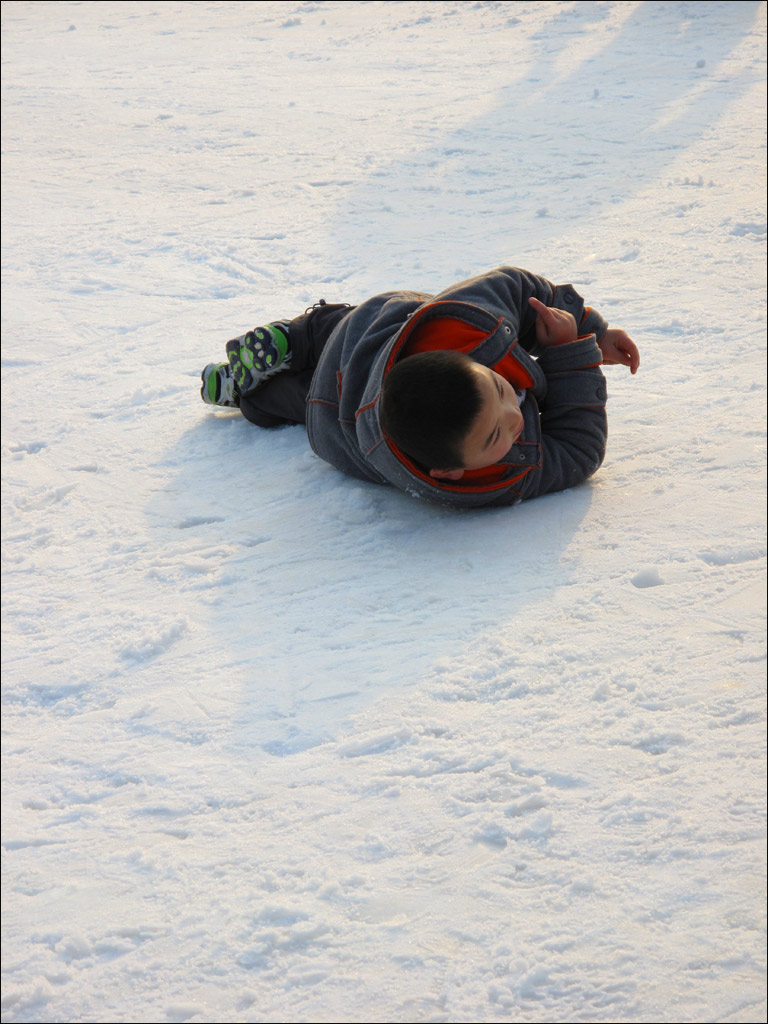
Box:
[238,302,354,428]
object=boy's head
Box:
[379,351,523,480]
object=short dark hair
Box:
[378,350,482,469]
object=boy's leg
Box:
[237,302,353,427]
[238,369,315,427]
[284,301,355,372]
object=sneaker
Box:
[200,361,240,407]
[226,322,291,395]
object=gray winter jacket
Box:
[305,267,608,509]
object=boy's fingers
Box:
[620,347,639,373]
[529,297,555,331]
[622,339,640,372]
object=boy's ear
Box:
[429,467,465,481]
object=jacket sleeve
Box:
[519,334,608,500]
[434,266,609,355]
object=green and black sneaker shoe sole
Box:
[226,323,291,395]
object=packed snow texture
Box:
[2,2,766,1022]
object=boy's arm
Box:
[519,334,608,501]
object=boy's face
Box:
[461,363,524,468]
[430,363,523,480]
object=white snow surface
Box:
[2,2,766,1022]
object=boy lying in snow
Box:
[200,266,639,508]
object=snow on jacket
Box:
[305,267,609,509]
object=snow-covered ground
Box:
[2,2,766,1022]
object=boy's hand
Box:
[529,296,578,346]
[598,328,640,374]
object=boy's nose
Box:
[507,404,523,436]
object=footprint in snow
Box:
[631,568,665,588]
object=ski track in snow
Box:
[2,3,766,1023]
